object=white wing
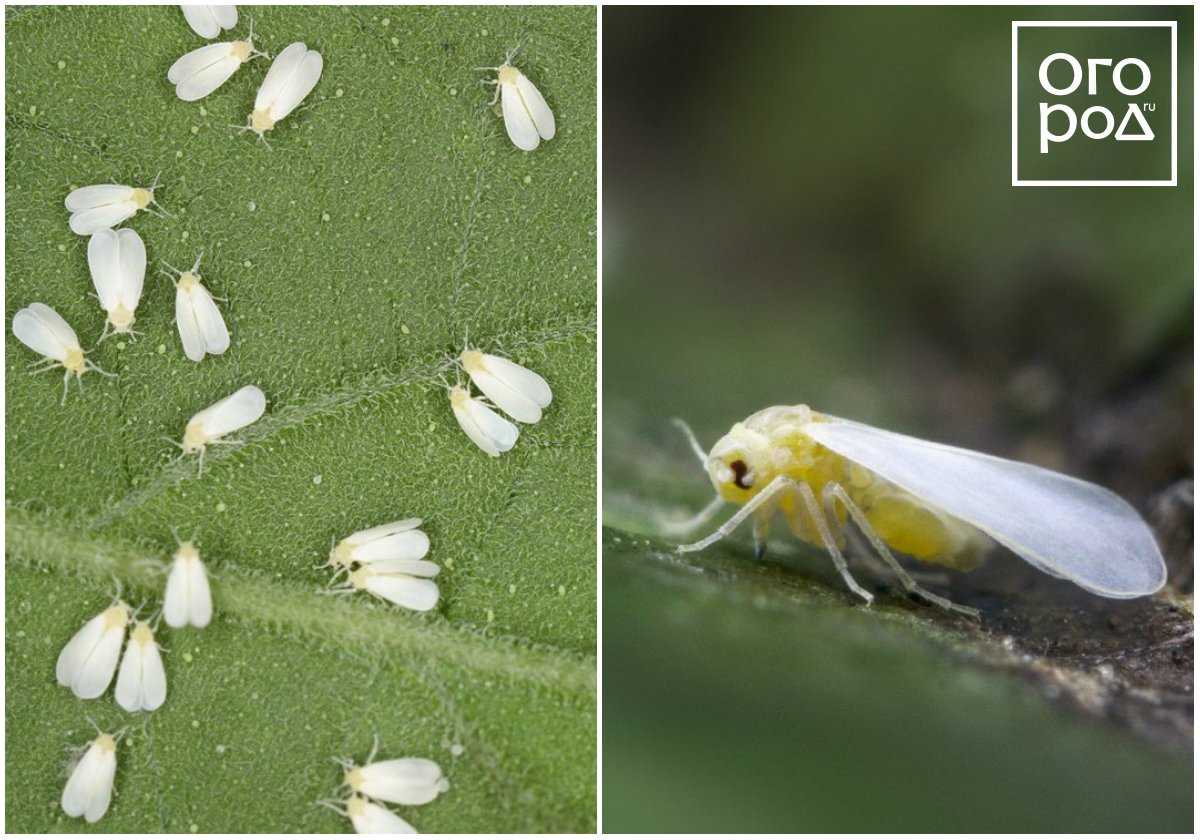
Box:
[804,418,1167,598]
[259,44,322,121]
[364,558,440,577]
[352,530,430,564]
[139,639,168,710]
[87,229,122,311]
[83,746,116,823]
[365,573,439,612]
[186,556,213,627]
[175,286,206,361]
[62,742,107,819]
[211,5,237,30]
[175,53,242,101]
[193,384,266,438]
[515,71,555,140]
[469,355,551,424]
[452,394,519,456]
[190,283,230,354]
[115,228,146,309]
[167,41,233,84]
[114,637,145,712]
[13,303,77,361]
[65,184,132,211]
[72,623,124,699]
[56,611,106,686]
[359,758,445,805]
[351,799,417,834]
[501,81,539,151]
[182,5,220,38]
[345,518,422,546]
[163,557,191,627]
[70,203,137,235]
[254,42,306,111]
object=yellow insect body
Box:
[709,405,989,571]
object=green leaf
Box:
[6,5,595,833]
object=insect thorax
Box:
[497,65,521,85]
[181,423,208,453]
[130,188,152,209]
[710,405,989,569]
[250,108,275,133]
[108,304,135,331]
[62,347,87,375]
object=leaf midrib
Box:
[7,505,596,695]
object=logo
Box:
[1011,21,1177,186]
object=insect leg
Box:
[677,474,795,553]
[822,483,980,620]
[657,493,725,537]
[752,513,771,560]
[669,417,709,467]
[792,481,874,605]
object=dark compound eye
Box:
[730,459,753,489]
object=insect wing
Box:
[176,286,207,361]
[358,758,445,805]
[501,80,540,151]
[805,418,1167,597]
[268,48,322,121]
[190,283,230,355]
[176,52,242,101]
[65,185,132,211]
[192,385,266,438]
[168,42,233,84]
[115,229,147,310]
[514,71,555,140]
[13,303,75,361]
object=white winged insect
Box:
[241,41,323,143]
[448,383,518,457]
[62,727,125,824]
[329,564,440,613]
[482,52,556,152]
[336,738,450,807]
[161,251,230,362]
[87,228,146,339]
[163,540,214,629]
[56,600,130,700]
[11,302,114,403]
[65,177,169,235]
[319,794,417,834]
[167,20,266,102]
[670,405,1168,618]
[181,4,238,39]
[114,619,167,712]
[176,384,267,473]
[459,348,552,424]
[326,519,433,580]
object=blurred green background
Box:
[602,6,1192,833]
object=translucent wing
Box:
[115,228,146,309]
[515,72,555,140]
[168,42,232,84]
[87,229,122,311]
[175,53,242,101]
[190,284,230,354]
[70,202,137,235]
[65,184,132,211]
[254,42,306,111]
[193,385,266,438]
[501,81,539,151]
[181,5,221,39]
[804,418,1167,597]
[266,47,322,121]
[175,287,206,361]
